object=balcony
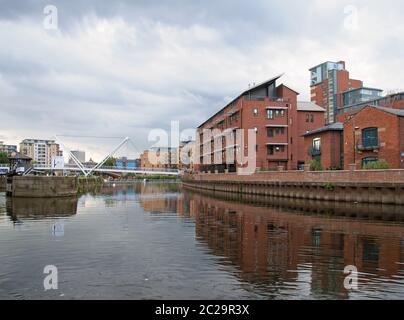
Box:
[266,144,288,161]
[356,144,380,152]
[267,153,288,161]
[308,147,321,157]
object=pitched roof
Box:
[372,106,404,117]
[302,122,343,137]
[297,101,325,112]
[8,151,32,160]
[198,74,284,128]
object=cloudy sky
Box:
[1,0,403,160]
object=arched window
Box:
[362,128,378,148]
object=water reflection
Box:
[6,197,78,222]
[1,182,404,299]
[182,189,404,299]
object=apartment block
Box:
[140,147,178,169]
[310,61,363,124]
[304,105,404,170]
[303,122,344,170]
[178,140,195,171]
[20,139,63,166]
[343,106,404,169]
[337,91,404,122]
[196,75,325,172]
[0,141,17,156]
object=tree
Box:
[0,152,8,164]
[103,157,116,167]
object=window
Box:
[313,138,321,151]
[362,157,378,167]
[310,114,314,123]
[267,145,274,155]
[267,128,274,137]
[280,110,285,117]
[267,109,274,119]
[253,108,258,116]
[275,110,280,117]
[306,114,310,122]
[362,128,378,147]
[229,111,239,124]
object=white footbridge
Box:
[1,136,180,176]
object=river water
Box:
[1,181,404,300]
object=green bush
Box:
[310,159,323,171]
[324,182,335,191]
[362,159,389,170]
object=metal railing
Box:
[32,164,179,173]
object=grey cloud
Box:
[0,0,403,159]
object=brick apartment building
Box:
[310,61,363,124]
[344,106,404,169]
[303,122,344,170]
[196,75,325,172]
[337,91,404,122]
[304,105,404,170]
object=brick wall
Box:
[344,107,401,169]
[297,110,325,166]
[304,130,343,170]
[187,169,404,183]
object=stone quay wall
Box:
[7,176,78,198]
[183,169,404,205]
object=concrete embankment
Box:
[183,170,404,205]
[6,176,78,197]
[4,176,104,198]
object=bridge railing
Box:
[32,164,178,173]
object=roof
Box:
[365,105,404,117]
[8,151,32,161]
[198,74,284,128]
[302,122,343,137]
[297,101,325,112]
[341,87,383,95]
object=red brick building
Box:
[310,61,363,124]
[343,106,404,169]
[196,75,325,172]
[337,92,404,123]
[303,122,344,170]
